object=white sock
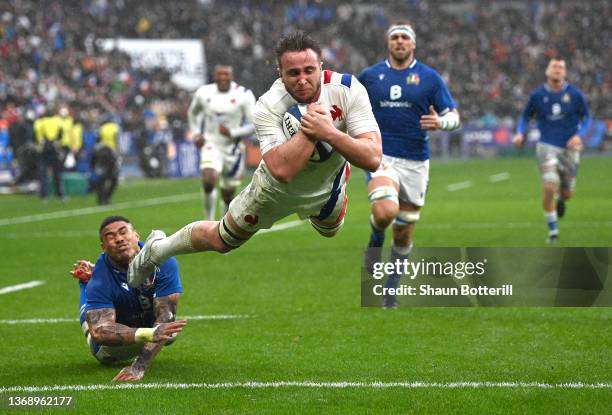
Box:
[203,188,218,220]
[151,222,198,263]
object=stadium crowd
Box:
[0,0,609,173]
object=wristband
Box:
[134,327,156,342]
[439,111,460,131]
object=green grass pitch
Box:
[0,156,611,413]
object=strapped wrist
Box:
[134,326,157,343]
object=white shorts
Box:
[227,162,350,233]
[200,141,245,189]
[369,155,429,207]
[536,142,579,190]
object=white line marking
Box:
[0,315,252,325]
[0,193,201,227]
[446,181,473,191]
[1,381,610,393]
[0,280,45,296]
[258,220,303,234]
[489,172,510,182]
[419,221,612,230]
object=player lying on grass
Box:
[127,31,382,288]
[71,215,187,382]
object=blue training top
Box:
[516,82,591,148]
[84,242,182,328]
[358,59,457,161]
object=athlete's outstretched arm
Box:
[112,294,182,382]
[86,306,185,346]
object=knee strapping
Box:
[394,210,420,225]
[368,186,398,204]
[218,217,248,249]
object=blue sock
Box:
[544,211,558,235]
[369,216,385,248]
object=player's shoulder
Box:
[565,83,585,97]
[412,60,444,81]
[194,82,217,97]
[256,78,294,117]
[322,69,355,90]
[159,256,179,274]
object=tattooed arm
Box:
[87,299,186,347]
[112,293,184,382]
[86,308,137,345]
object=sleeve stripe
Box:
[341,73,352,88]
[323,70,332,84]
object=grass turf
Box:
[0,155,611,413]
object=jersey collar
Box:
[385,58,418,70]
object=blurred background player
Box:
[359,22,460,307]
[188,64,256,220]
[90,142,120,205]
[70,215,186,382]
[127,31,381,288]
[513,58,591,244]
[34,107,68,201]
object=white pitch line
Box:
[0,280,45,296]
[0,315,252,325]
[489,172,510,182]
[419,221,612,230]
[446,181,473,192]
[1,381,610,393]
[258,220,303,234]
[0,193,201,227]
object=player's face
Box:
[388,33,415,64]
[214,66,233,92]
[279,49,322,104]
[546,60,566,83]
[100,221,140,266]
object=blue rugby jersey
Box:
[83,242,182,328]
[358,59,457,161]
[516,83,591,148]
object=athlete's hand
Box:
[70,260,94,283]
[219,123,231,137]
[300,103,335,142]
[152,320,187,342]
[512,133,525,148]
[567,134,583,151]
[112,365,144,382]
[420,106,441,130]
[193,134,205,149]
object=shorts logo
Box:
[330,105,343,121]
[244,214,259,225]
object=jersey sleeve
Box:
[85,265,114,311]
[188,87,206,135]
[516,92,536,134]
[575,88,592,138]
[230,89,257,139]
[431,72,457,114]
[345,76,380,137]
[254,98,287,155]
[154,257,183,298]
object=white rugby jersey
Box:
[254,70,379,196]
[188,81,256,146]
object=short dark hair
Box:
[275,31,322,67]
[99,215,131,235]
